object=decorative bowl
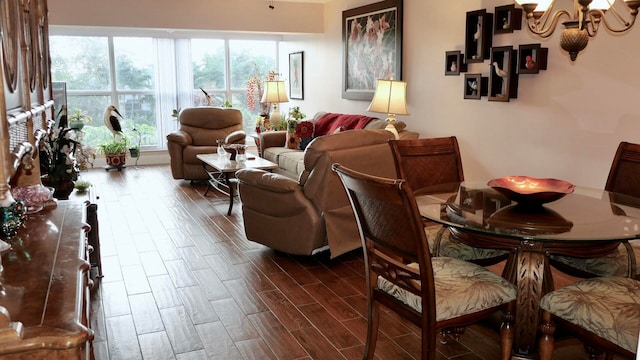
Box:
[487,176,575,206]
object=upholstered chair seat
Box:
[550,240,640,278]
[378,257,516,321]
[426,226,510,263]
[539,276,640,358]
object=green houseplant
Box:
[68,109,93,130]
[98,137,128,170]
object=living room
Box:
[1,0,638,359]
[48,0,640,189]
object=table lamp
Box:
[367,79,409,139]
[261,80,289,128]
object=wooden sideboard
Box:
[0,201,94,359]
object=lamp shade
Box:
[367,79,409,116]
[261,80,289,103]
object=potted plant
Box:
[68,109,93,130]
[128,126,141,158]
[98,137,128,170]
[39,127,81,199]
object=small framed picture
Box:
[289,51,304,100]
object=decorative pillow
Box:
[296,121,315,150]
[286,131,301,149]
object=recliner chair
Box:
[167,107,246,181]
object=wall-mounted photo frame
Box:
[289,51,304,100]
[342,0,403,101]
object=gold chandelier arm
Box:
[593,7,638,33]
[526,9,572,37]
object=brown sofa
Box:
[167,107,246,181]
[258,112,419,180]
[236,129,404,258]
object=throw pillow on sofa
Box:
[286,120,300,149]
[286,131,301,149]
[296,121,315,150]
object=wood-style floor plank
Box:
[159,306,205,354]
[82,166,598,360]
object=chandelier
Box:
[514,0,640,60]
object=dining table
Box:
[415,180,640,359]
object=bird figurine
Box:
[56,104,67,129]
[472,22,482,59]
[200,87,212,106]
[502,17,510,30]
[473,22,481,41]
[104,105,124,138]
[492,62,508,78]
[492,62,508,98]
[525,55,536,70]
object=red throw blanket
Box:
[314,113,376,136]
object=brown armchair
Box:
[167,107,246,181]
[236,129,397,257]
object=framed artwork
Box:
[289,51,304,100]
[342,0,403,101]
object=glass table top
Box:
[416,181,640,242]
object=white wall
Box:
[288,0,640,188]
[49,0,640,188]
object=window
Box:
[50,36,160,149]
[50,29,280,150]
[190,39,278,130]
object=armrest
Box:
[225,130,246,144]
[166,130,193,147]
[236,168,300,193]
[259,131,287,150]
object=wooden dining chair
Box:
[332,163,517,360]
[388,137,509,265]
[539,277,640,359]
[550,141,640,279]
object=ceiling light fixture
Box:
[514,0,640,61]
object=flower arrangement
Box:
[39,127,80,183]
[76,144,97,170]
[246,65,277,115]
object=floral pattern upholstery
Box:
[426,226,509,261]
[550,240,640,277]
[377,257,517,322]
[540,276,640,354]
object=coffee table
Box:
[196,153,277,215]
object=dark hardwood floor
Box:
[80,165,596,359]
